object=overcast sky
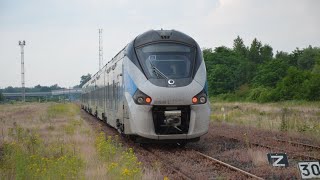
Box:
[0,0,319,88]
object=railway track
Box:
[194,150,264,180]
[142,147,193,180]
[265,137,320,151]
[220,135,320,161]
[144,146,264,180]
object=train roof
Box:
[134,29,197,47]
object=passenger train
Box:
[81,29,210,144]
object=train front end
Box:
[124,30,210,143]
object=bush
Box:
[304,74,320,101]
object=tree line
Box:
[204,36,320,102]
[1,84,63,93]
[0,75,92,102]
[0,73,92,95]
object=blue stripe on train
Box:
[204,80,208,94]
[124,70,138,96]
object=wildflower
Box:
[121,168,131,176]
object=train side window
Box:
[107,83,110,109]
[112,80,115,109]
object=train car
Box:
[81,29,210,144]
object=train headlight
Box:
[199,96,206,104]
[137,97,144,104]
[133,89,152,105]
[192,90,207,104]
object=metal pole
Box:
[19,40,26,102]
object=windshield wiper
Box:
[149,60,169,79]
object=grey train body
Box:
[81,29,210,143]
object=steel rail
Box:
[194,151,264,180]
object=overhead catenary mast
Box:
[99,29,103,70]
[19,40,26,102]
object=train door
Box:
[108,77,115,127]
[103,71,106,122]
[106,81,110,124]
[116,60,124,133]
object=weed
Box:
[47,103,79,118]
[96,132,142,179]
[243,133,251,149]
[0,125,83,179]
[280,108,289,132]
[64,124,76,135]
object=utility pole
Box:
[19,40,26,102]
[99,29,103,70]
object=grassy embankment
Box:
[0,103,142,179]
[210,100,320,140]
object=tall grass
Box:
[211,102,320,139]
[0,125,83,179]
[47,103,79,118]
[95,132,142,179]
[0,103,144,179]
[0,103,85,179]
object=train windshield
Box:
[136,43,196,79]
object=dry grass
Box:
[247,148,269,167]
[141,167,163,180]
[211,102,320,140]
[0,102,155,179]
[0,102,108,179]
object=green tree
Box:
[4,86,18,93]
[252,59,288,87]
[249,38,262,64]
[275,67,311,100]
[304,74,320,100]
[208,64,236,95]
[233,36,247,57]
[0,91,4,102]
[276,51,291,65]
[203,48,214,68]
[288,48,303,67]
[312,60,320,74]
[80,74,91,87]
[50,84,62,90]
[297,46,319,70]
[260,44,273,62]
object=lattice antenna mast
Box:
[99,29,103,70]
[19,40,26,102]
